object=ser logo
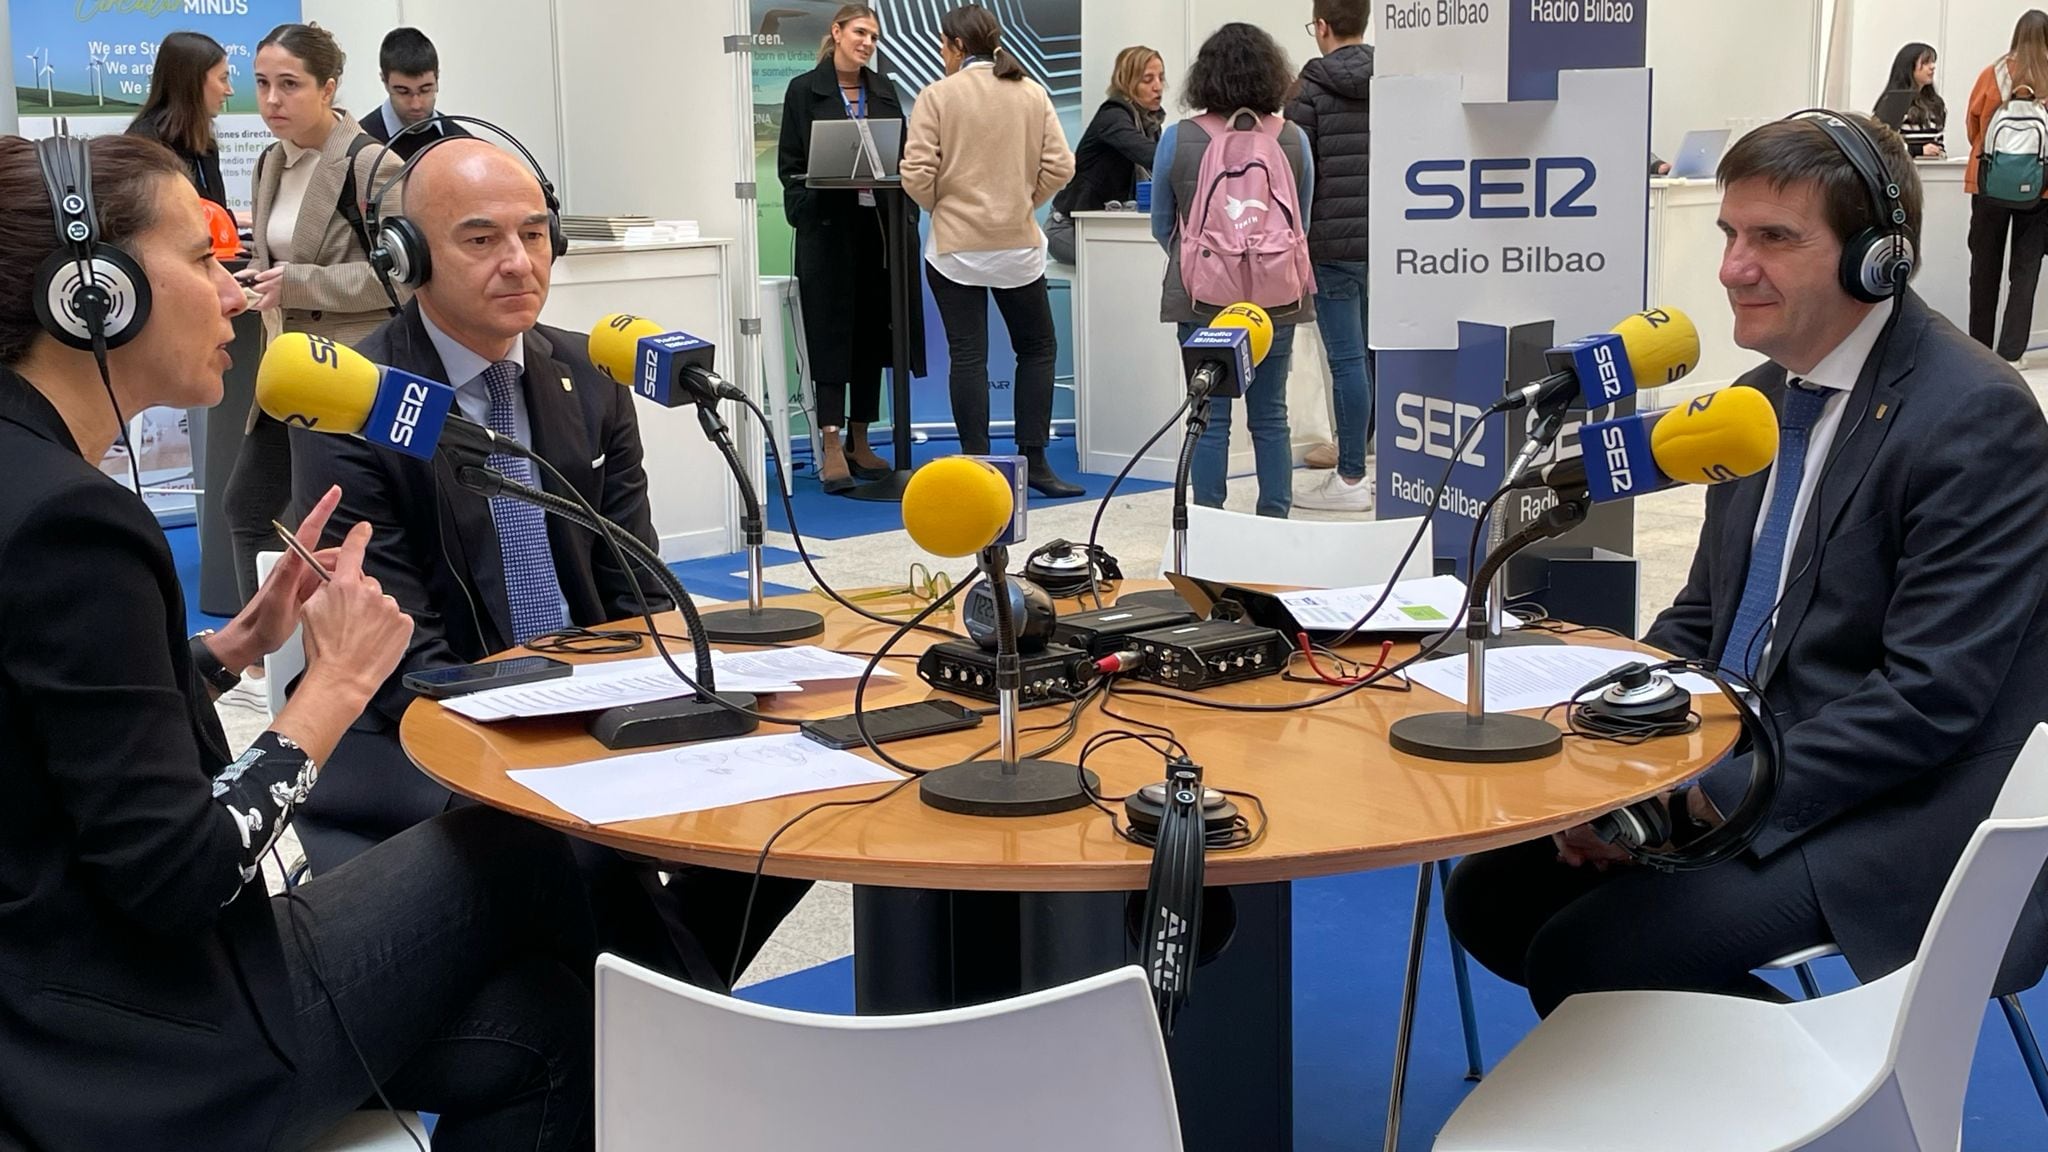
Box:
[307,334,340,368]
[389,382,431,448]
[1599,422,1634,492]
[1592,343,1622,401]
[1405,157,1597,220]
[640,346,662,399]
[1393,393,1488,466]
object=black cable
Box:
[731,393,963,639]
[279,883,428,1152]
[1083,397,1194,609]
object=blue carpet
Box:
[166,528,809,627]
[740,866,2048,1150]
[766,437,1168,541]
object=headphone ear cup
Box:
[33,245,151,351]
[376,216,432,288]
[549,212,567,262]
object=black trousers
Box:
[1968,196,2048,361]
[811,215,889,429]
[271,805,596,1152]
[1443,836,1832,1017]
[925,261,1057,452]
[225,410,294,606]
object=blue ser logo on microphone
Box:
[366,368,457,461]
[1404,157,1598,220]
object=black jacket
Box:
[777,59,926,384]
[1644,292,2048,995]
[1285,44,1372,264]
[359,105,472,162]
[0,378,301,1149]
[288,305,661,862]
[1054,97,1163,215]
[125,109,229,212]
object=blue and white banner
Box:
[1378,0,1646,103]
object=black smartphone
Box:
[404,655,574,699]
[800,698,983,750]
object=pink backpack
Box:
[1178,110,1316,312]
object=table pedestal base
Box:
[853,882,1293,1152]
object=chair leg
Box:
[1794,962,1823,1001]
[1436,858,1484,1081]
[1384,863,1434,1152]
[2000,994,2048,1117]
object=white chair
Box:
[1168,505,1435,589]
[594,955,1181,1152]
[1433,722,2048,1152]
[252,550,304,719]
[306,1109,428,1150]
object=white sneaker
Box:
[1295,471,1374,512]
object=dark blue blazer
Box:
[1644,291,2048,993]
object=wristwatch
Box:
[189,630,243,694]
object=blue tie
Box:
[1721,381,1830,679]
[481,360,567,644]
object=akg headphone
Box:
[362,114,569,290]
[1787,109,1917,303]
[33,128,150,351]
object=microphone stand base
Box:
[1427,629,1564,657]
[919,758,1101,818]
[845,470,914,503]
[1389,711,1563,764]
[590,693,761,750]
[698,606,826,645]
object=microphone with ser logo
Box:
[1511,384,1779,501]
[1496,306,1703,413]
[256,332,534,463]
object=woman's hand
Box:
[297,520,415,705]
[242,264,286,312]
[203,485,342,674]
[1923,141,1945,158]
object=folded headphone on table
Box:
[1570,657,1783,871]
[362,114,569,290]
[1786,109,1916,303]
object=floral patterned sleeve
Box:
[210,731,320,899]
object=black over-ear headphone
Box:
[1786,109,1916,303]
[363,115,569,290]
[34,128,151,350]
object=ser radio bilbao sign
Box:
[1369,66,1650,351]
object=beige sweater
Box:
[900,65,1074,254]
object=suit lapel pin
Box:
[1874,402,1889,421]
[562,376,574,392]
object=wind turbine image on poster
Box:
[26,49,53,107]
[87,50,108,105]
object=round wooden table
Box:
[402,583,1739,1152]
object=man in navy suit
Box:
[290,138,806,988]
[1446,113,2048,1015]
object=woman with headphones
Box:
[223,22,404,608]
[0,133,596,1150]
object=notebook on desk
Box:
[1668,128,1732,179]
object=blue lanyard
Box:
[841,83,866,120]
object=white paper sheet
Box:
[444,658,801,722]
[1408,646,1728,713]
[1274,575,1516,634]
[507,734,903,825]
[711,646,897,683]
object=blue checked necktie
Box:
[481,359,567,643]
[1721,380,1830,679]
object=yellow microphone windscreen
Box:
[256,332,381,433]
[1651,384,1779,484]
[902,456,1015,558]
[1211,302,1274,367]
[1610,307,1701,388]
[588,313,667,387]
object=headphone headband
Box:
[362,114,568,289]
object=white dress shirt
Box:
[420,307,532,449]
[1749,297,1896,623]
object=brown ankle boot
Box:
[817,427,855,493]
[845,421,893,480]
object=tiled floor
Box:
[222,366,2048,988]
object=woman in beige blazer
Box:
[225,22,404,604]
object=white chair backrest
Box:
[253,551,304,719]
[594,955,1182,1152]
[1169,506,1434,589]
[1888,722,2048,1148]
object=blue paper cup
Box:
[1135,180,1153,212]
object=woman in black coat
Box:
[124,30,234,214]
[1047,45,1167,263]
[778,3,925,493]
